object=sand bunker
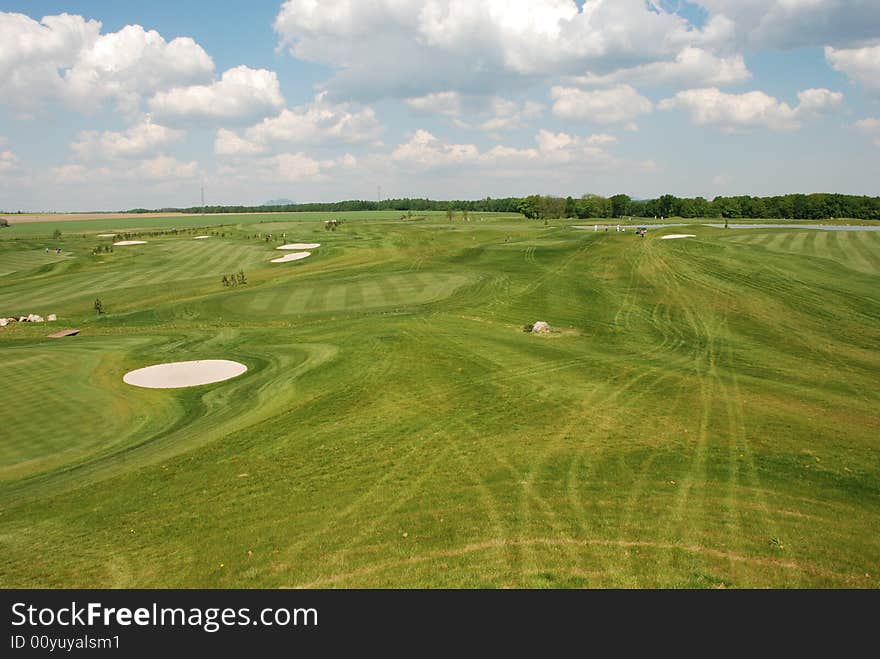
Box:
[113,240,147,246]
[660,234,696,240]
[271,251,311,263]
[277,243,321,250]
[123,359,247,389]
[193,235,211,239]
[97,233,116,238]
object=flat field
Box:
[0,212,878,587]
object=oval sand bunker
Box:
[271,251,311,263]
[114,240,147,246]
[660,234,696,240]
[124,359,247,389]
[277,243,320,250]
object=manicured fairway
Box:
[0,214,878,587]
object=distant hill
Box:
[264,199,296,206]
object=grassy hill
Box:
[0,212,877,587]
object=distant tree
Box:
[658,194,677,217]
[94,298,104,314]
[52,229,62,240]
[446,208,454,221]
[610,194,630,218]
[516,197,537,219]
[462,208,469,222]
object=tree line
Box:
[128,192,880,220]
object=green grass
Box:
[0,214,878,588]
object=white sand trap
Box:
[97,233,117,238]
[660,234,696,240]
[277,243,321,250]
[193,235,211,239]
[271,251,311,263]
[113,240,147,246]
[124,359,247,389]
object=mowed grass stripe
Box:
[824,231,873,273]
[840,231,880,273]
[764,232,791,251]
[303,282,330,312]
[813,230,831,259]
[344,282,365,309]
[0,250,69,277]
[787,231,810,254]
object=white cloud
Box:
[855,118,880,146]
[214,93,382,155]
[472,98,545,133]
[584,133,617,146]
[273,0,726,100]
[215,128,266,157]
[406,92,545,133]
[659,87,842,132]
[795,88,844,116]
[0,13,214,114]
[149,65,284,123]
[696,1,880,49]
[0,147,18,175]
[825,44,880,93]
[218,151,356,183]
[551,85,653,129]
[136,155,199,181]
[391,128,640,173]
[52,156,199,184]
[272,153,328,182]
[71,118,184,159]
[392,129,479,168]
[570,47,751,89]
[405,91,463,117]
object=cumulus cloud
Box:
[391,128,641,173]
[0,12,214,114]
[659,87,843,132]
[149,65,285,123]
[405,92,544,133]
[214,93,382,155]
[392,129,479,168]
[855,118,880,146]
[0,146,18,175]
[795,88,844,116]
[695,1,880,49]
[405,91,463,117]
[53,156,199,184]
[218,151,356,183]
[71,118,184,159]
[214,128,266,157]
[570,47,751,89]
[551,85,653,129]
[825,44,880,93]
[273,0,725,100]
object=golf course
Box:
[0,211,878,588]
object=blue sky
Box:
[0,1,878,211]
